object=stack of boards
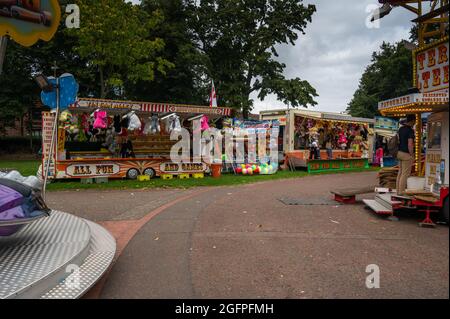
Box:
[404,189,439,204]
[378,167,399,189]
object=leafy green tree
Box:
[188,0,318,117]
[0,11,96,135]
[127,0,209,105]
[347,42,413,118]
[0,41,37,134]
[69,0,173,98]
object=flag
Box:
[210,80,217,107]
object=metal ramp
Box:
[363,192,402,216]
[0,211,116,299]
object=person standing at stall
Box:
[396,115,416,195]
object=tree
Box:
[347,42,413,118]
[0,8,97,135]
[69,0,173,98]
[188,0,318,117]
[126,0,209,104]
[0,41,37,134]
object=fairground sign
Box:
[0,0,61,46]
[378,91,449,110]
[413,37,449,93]
[70,98,233,116]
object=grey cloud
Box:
[252,0,414,114]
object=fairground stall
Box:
[358,0,449,227]
[364,36,449,225]
[42,98,232,181]
[260,109,375,173]
[221,118,280,175]
[373,116,399,167]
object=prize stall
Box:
[221,119,280,175]
[260,109,375,173]
[364,36,449,225]
[373,116,399,167]
[42,98,233,180]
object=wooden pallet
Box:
[331,185,376,204]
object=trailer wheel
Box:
[143,168,156,179]
[126,168,139,180]
[442,197,449,224]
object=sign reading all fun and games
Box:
[414,37,449,93]
[0,0,61,46]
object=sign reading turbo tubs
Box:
[414,37,449,93]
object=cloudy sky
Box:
[132,0,416,113]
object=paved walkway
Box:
[47,172,449,299]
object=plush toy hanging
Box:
[93,109,107,129]
[59,110,72,129]
[59,110,79,141]
[167,114,182,133]
[113,115,122,134]
[222,118,233,129]
[143,118,152,135]
[338,131,348,150]
[126,111,142,131]
[351,135,363,152]
[80,113,89,134]
[201,115,210,131]
[148,114,160,134]
[102,129,117,154]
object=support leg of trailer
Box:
[419,207,437,227]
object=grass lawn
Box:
[0,159,380,191]
[0,160,41,177]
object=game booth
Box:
[363,36,449,225]
[42,98,233,181]
[221,119,281,176]
[260,109,375,173]
[373,116,399,167]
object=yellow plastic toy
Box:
[137,175,150,182]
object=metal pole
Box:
[42,77,59,199]
[416,113,423,176]
[0,36,7,75]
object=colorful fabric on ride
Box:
[0,185,24,218]
[0,179,50,221]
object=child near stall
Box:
[309,128,320,160]
[325,137,333,160]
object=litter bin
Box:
[210,163,222,178]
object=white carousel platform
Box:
[0,211,116,299]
